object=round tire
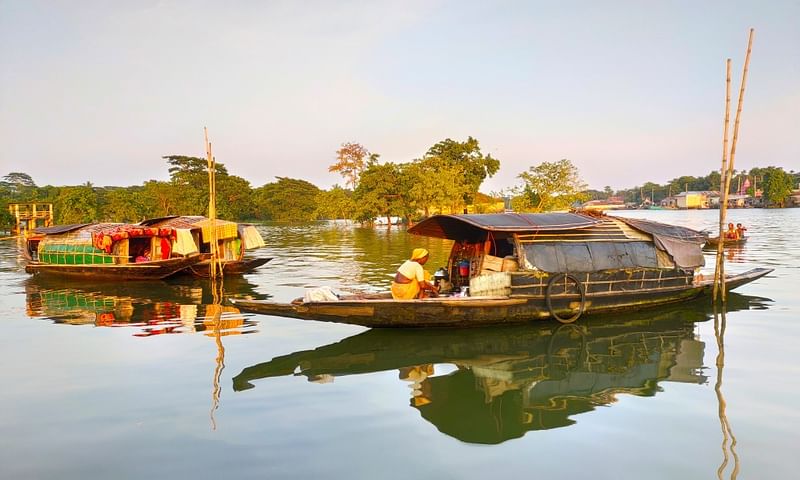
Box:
[545,273,586,324]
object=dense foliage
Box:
[513,159,589,212]
[1,144,797,232]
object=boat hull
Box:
[186,257,272,277]
[228,268,772,328]
[704,236,747,248]
[24,255,202,280]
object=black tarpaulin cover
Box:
[612,216,707,269]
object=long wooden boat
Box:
[23,223,202,280]
[138,216,271,277]
[230,213,772,327]
[704,236,747,248]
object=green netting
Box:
[39,243,115,265]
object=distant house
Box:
[581,196,626,211]
[790,183,800,207]
[661,196,678,209]
[673,191,717,209]
[723,194,749,208]
[8,203,53,235]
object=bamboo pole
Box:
[205,127,223,279]
[713,59,732,301]
[714,28,754,302]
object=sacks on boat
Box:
[469,272,512,297]
[304,286,339,302]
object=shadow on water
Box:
[232,292,771,444]
[22,274,271,337]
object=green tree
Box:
[141,180,178,218]
[353,161,406,223]
[403,157,470,217]
[102,187,147,222]
[315,185,357,221]
[216,175,255,221]
[253,177,321,221]
[164,155,230,215]
[423,136,500,205]
[0,172,37,199]
[516,159,588,212]
[761,166,795,207]
[55,185,98,224]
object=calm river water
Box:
[0,209,797,479]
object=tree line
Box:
[1,137,798,230]
[589,166,798,208]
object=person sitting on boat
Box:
[736,223,747,239]
[135,248,151,263]
[391,248,438,300]
[725,223,739,240]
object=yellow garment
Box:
[411,248,428,260]
[397,260,425,282]
[391,280,420,300]
[391,265,432,300]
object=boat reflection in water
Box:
[23,275,269,337]
[233,293,770,444]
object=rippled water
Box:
[0,210,797,479]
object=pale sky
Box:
[1,0,798,192]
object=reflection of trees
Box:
[233,294,769,444]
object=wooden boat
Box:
[230,213,773,327]
[704,235,747,248]
[138,216,272,277]
[231,292,769,442]
[23,223,201,280]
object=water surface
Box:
[0,209,797,479]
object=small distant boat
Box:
[138,216,271,277]
[24,223,201,280]
[704,236,748,249]
[231,212,772,327]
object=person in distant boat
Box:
[736,223,747,239]
[391,248,438,300]
[135,248,151,263]
[725,223,739,240]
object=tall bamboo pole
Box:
[205,127,223,279]
[714,28,754,302]
[713,59,732,301]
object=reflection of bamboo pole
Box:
[208,275,226,430]
[714,308,740,479]
[204,127,226,429]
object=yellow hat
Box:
[410,248,429,260]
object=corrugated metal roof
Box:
[408,213,602,240]
[138,215,181,226]
[33,223,93,235]
[139,216,206,229]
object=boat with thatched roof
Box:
[230,212,771,327]
[23,223,201,280]
[138,216,271,277]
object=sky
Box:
[1,0,798,193]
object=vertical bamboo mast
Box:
[205,127,222,279]
[714,28,754,302]
[713,60,732,301]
